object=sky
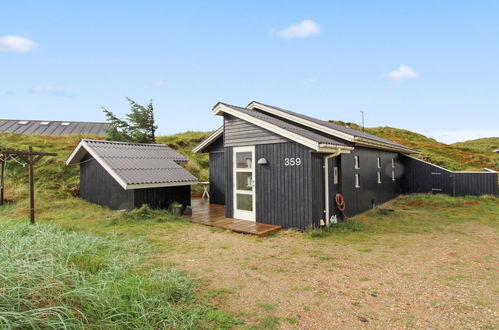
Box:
[1,1,498,143]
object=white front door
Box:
[233,146,256,221]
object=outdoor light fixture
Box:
[257,158,268,165]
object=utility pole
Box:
[360,111,365,132]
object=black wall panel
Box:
[255,142,314,230]
[401,155,497,196]
[209,151,226,204]
[454,172,498,196]
[80,154,134,210]
[339,148,401,217]
[80,154,192,211]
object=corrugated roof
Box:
[67,139,197,189]
[0,119,110,136]
[219,103,351,148]
[249,101,417,152]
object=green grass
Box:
[0,222,237,329]
[308,194,499,240]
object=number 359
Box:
[284,158,301,166]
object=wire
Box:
[67,157,95,166]
[7,155,26,167]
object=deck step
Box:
[186,198,282,236]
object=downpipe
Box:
[324,152,341,226]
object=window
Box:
[354,156,360,169]
[377,157,381,168]
[392,170,395,181]
[40,121,50,125]
[391,158,395,168]
[18,121,28,125]
[355,174,360,188]
[61,122,70,126]
[333,166,338,184]
[377,172,381,184]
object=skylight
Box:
[18,121,29,125]
[40,121,50,125]
[60,122,70,126]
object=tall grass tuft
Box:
[0,222,228,329]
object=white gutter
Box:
[324,151,341,225]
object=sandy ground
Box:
[157,222,498,329]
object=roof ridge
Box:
[0,119,108,124]
[83,139,167,146]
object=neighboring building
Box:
[0,119,110,136]
[67,139,198,210]
[194,101,498,230]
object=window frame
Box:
[377,157,381,168]
[354,155,360,169]
[355,174,360,188]
[377,171,381,184]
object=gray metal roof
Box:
[249,101,418,152]
[67,139,197,189]
[0,119,110,136]
[219,103,351,148]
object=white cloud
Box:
[384,65,419,81]
[28,86,73,98]
[274,20,321,39]
[0,36,38,52]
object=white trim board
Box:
[213,103,353,153]
[248,101,418,154]
[192,126,223,153]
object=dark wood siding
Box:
[204,135,224,153]
[327,156,341,221]
[225,147,234,218]
[401,155,498,196]
[453,172,498,196]
[209,151,226,204]
[224,114,289,147]
[255,142,314,230]
[80,153,192,211]
[80,154,134,210]
[134,186,191,210]
[339,148,401,217]
[400,155,454,194]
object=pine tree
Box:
[102,98,158,143]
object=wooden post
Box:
[0,148,56,223]
[28,146,35,224]
[0,155,5,206]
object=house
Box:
[0,119,109,136]
[66,139,198,211]
[193,101,498,230]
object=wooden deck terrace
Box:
[186,198,281,236]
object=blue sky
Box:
[1,1,498,143]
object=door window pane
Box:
[236,194,253,211]
[236,172,253,190]
[236,152,252,168]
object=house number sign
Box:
[284,157,302,166]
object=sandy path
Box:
[157,222,498,329]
